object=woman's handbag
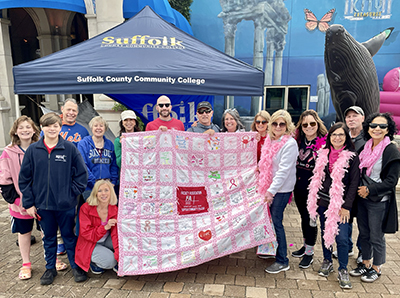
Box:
[360,168,392,202]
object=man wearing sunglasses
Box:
[145,95,185,131]
[187,101,220,135]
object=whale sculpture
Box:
[324,24,393,122]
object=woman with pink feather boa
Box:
[258,110,298,274]
[307,122,360,289]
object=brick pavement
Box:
[0,195,400,298]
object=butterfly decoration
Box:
[304,8,335,33]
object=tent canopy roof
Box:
[0,0,86,13]
[13,6,264,96]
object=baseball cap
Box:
[344,106,364,116]
[197,101,212,111]
[121,110,137,120]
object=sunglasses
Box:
[271,122,286,128]
[302,121,317,128]
[158,103,170,108]
[198,109,212,114]
[255,120,267,124]
[369,123,388,129]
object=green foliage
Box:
[168,0,193,23]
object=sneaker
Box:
[318,259,334,277]
[356,251,363,264]
[72,267,87,283]
[57,244,66,255]
[299,254,313,269]
[258,254,275,259]
[332,249,353,259]
[349,263,368,277]
[113,264,118,273]
[90,263,104,275]
[265,262,290,274]
[40,268,57,285]
[337,269,352,289]
[361,267,381,283]
[291,246,305,258]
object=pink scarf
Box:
[359,136,391,176]
[258,134,291,195]
[307,148,355,249]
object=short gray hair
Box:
[63,98,79,111]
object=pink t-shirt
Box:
[146,118,185,131]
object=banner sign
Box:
[118,131,275,276]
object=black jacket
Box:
[364,143,400,233]
[318,151,360,211]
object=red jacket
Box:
[75,203,119,272]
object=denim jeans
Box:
[270,192,290,265]
[357,198,388,266]
[318,206,349,271]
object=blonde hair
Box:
[251,110,271,132]
[87,180,118,206]
[9,116,40,146]
[89,116,109,130]
[268,109,296,139]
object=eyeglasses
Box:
[271,122,286,128]
[198,109,212,114]
[369,123,388,129]
[255,120,267,124]
[158,103,170,108]
[331,133,345,138]
[302,122,317,128]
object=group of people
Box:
[256,106,400,290]
[0,95,399,290]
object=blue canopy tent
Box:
[13,6,264,127]
[0,0,86,13]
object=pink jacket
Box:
[0,145,32,219]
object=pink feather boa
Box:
[258,134,291,195]
[307,148,355,249]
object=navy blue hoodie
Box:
[19,136,88,211]
[78,135,119,190]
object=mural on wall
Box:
[304,8,335,32]
[190,0,399,120]
[324,24,393,122]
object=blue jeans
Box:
[270,192,290,265]
[38,207,78,269]
[318,206,349,271]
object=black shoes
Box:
[299,254,314,269]
[40,268,57,285]
[73,267,87,282]
[291,246,305,258]
[16,235,36,247]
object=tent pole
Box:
[15,94,20,118]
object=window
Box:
[264,85,310,123]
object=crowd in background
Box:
[0,96,399,290]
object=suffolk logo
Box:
[101,35,185,49]
[55,155,67,162]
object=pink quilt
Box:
[118,130,275,276]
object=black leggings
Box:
[293,188,318,246]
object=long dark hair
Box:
[295,109,328,145]
[325,122,355,151]
[119,119,141,136]
[362,112,397,141]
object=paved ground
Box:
[0,195,400,298]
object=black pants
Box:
[293,188,318,246]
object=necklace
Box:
[304,139,312,146]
